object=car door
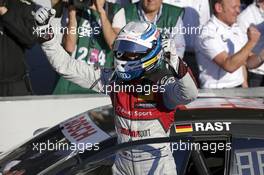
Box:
[230,136,264,175]
[177,134,231,175]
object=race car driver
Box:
[35,7,198,175]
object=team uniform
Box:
[195,16,247,89]
[110,66,195,175]
[53,3,121,94]
[160,0,210,52]
[112,3,186,58]
[238,2,264,87]
[36,9,198,174]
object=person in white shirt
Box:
[238,0,264,87]
[195,0,264,89]
[161,0,211,52]
[156,0,211,87]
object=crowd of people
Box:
[0,0,263,97]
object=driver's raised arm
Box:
[35,8,104,92]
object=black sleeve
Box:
[1,3,36,49]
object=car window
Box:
[231,137,264,175]
[180,135,231,175]
[0,126,75,175]
[87,105,115,136]
[171,138,193,174]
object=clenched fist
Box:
[34,7,56,42]
[89,0,106,14]
[247,25,261,46]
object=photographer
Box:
[0,0,36,96]
[53,0,121,94]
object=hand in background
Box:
[247,25,261,46]
[89,0,106,14]
[68,5,77,18]
[0,0,7,15]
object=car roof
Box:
[178,97,264,110]
[175,97,264,123]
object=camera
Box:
[64,0,93,10]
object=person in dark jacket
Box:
[0,0,36,96]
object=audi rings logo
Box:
[119,72,131,79]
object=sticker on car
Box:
[175,123,193,133]
[175,122,231,133]
[194,122,231,132]
[60,113,110,144]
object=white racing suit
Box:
[41,36,198,175]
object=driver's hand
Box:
[162,37,188,79]
[34,7,56,42]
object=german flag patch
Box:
[175,123,193,133]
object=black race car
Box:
[0,95,264,175]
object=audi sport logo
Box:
[119,73,131,79]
